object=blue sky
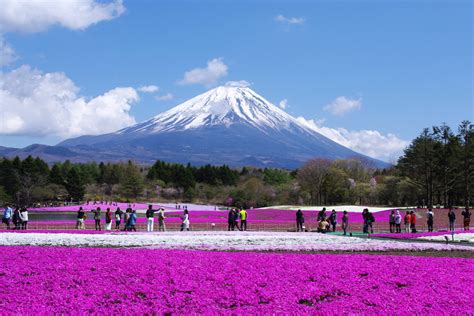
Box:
[0,0,472,162]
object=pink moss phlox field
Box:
[0,247,473,314]
[371,229,474,239]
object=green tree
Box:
[65,167,85,201]
[120,161,144,199]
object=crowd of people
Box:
[1,204,28,230]
[227,208,248,231]
[294,207,472,235]
[1,203,472,234]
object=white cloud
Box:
[274,14,305,25]
[0,36,17,66]
[225,80,251,88]
[155,93,174,101]
[179,58,228,87]
[0,0,125,33]
[279,99,288,109]
[296,117,409,162]
[138,85,159,93]
[323,96,362,116]
[0,65,138,138]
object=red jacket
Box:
[410,214,416,224]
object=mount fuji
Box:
[6,86,389,168]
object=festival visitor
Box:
[19,207,28,230]
[2,204,12,229]
[129,209,137,231]
[105,208,112,231]
[426,208,434,232]
[181,209,190,231]
[394,210,402,233]
[240,208,248,231]
[158,208,166,232]
[115,207,123,230]
[146,204,157,232]
[461,208,471,231]
[233,208,241,231]
[317,208,327,221]
[448,208,456,232]
[318,218,329,233]
[123,208,131,231]
[228,209,235,231]
[329,210,337,232]
[12,207,21,230]
[362,209,374,234]
[341,210,349,235]
[389,210,395,233]
[76,207,85,229]
[410,211,417,233]
[296,209,304,232]
[92,207,102,231]
[404,211,411,233]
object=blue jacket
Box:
[3,207,12,219]
[129,212,137,225]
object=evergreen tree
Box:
[65,167,85,201]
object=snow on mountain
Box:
[117,86,315,136]
[51,85,390,168]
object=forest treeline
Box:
[0,121,472,208]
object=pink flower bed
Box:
[371,229,474,239]
[0,229,111,234]
[0,247,473,314]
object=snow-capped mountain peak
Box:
[117,86,309,134]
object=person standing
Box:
[181,209,190,231]
[233,209,241,231]
[19,207,28,230]
[158,208,166,232]
[76,207,85,229]
[404,211,411,233]
[12,207,21,230]
[115,207,123,230]
[123,208,131,231]
[362,209,374,234]
[362,209,369,234]
[105,208,112,231]
[317,208,327,221]
[426,208,434,232]
[146,205,157,232]
[129,209,137,232]
[394,210,402,233]
[296,209,304,232]
[2,205,12,229]
[329,210,337,232]
[389,210,395,233]
[228,209,235,231]
[92,207,101,231]
[448,208,456,232]
[239,208,248,231]
[410,211,417,233]
[341,210,349,236]
[461,208,471,231]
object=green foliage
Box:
[119,161,144,199]
[263,168,291,185]
[65,167,85,201]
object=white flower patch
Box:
[1,231,472,252]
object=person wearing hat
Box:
[158,208,166,232]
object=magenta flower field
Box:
[1,246,473,314]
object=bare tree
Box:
[297,158,331,205]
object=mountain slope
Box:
[55,86,388,168]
